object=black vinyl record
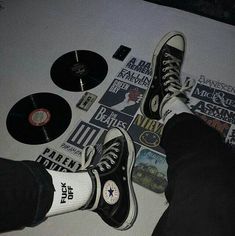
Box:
[6,93,72,145]
[50,50,108,92]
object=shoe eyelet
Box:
[123,176,126,181]
[122,166,126,171]
[163,61,166,65]
[164,53,168,57]
[162,68,166,72]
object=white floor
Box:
[0,0,235,235]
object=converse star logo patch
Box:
[108,187,114,196]
[103,180,120,205]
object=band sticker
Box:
[116,57,152,88]
[128,114,165,154]
[191,83,235,112]
[133,148,168,194]
[61,120,103,157]
[76,92,97,111]
[190,94,235,125]
[196,112,231,137]
[181,74,235,147]
[197,75,235,94]
[90,105,133,130]
[99,79,145,116]
[36,147,82,172]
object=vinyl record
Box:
[6,93,72,145]
[50,50,108,92]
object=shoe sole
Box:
[116,127,138,230]
[140,31,185,119]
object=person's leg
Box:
[141,31,235,236]
[45,146,95,216]
[153,113,235,236]
[0,127,137,232]
[0,158,54,232]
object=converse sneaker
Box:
[140,31,192,120]
[83,127,137,230]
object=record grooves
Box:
[50,50,108,92]
[6,93,72,145]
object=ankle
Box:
[161,97,192,124]
[81,169,100,211]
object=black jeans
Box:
[0,158,54,232]
[1,113,234,234]
[153,113,235,236]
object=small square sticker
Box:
[112,45,131,61]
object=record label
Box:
[50,50,108,92]
[28,108,51,126]
[6,93,72,145]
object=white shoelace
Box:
[159,53,194,113]
[96,142,120,172]
[162,53,193,96]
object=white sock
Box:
[46,170,92,216]
[161,97,192,124]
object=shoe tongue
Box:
[104,129,122,144]
[165,44,183,60]
[166,35,184,51]
[103,138,117,152]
